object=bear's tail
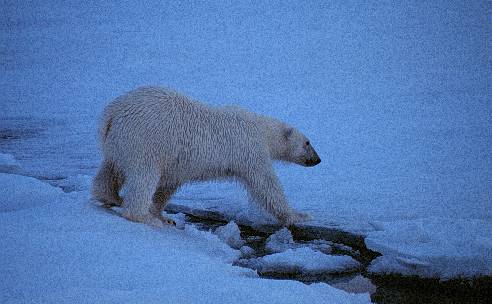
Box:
[98,107,113,146]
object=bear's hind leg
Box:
[92,160,124,207]
[150,186,178,225]
[122,171,163,227]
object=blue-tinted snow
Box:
[0,173,370,303]
[0,172,63,213]
[244,247,360,274]
[0,153,20,173]
[214,221,245,249]
[1,0,491,280]
[265,228,296,253]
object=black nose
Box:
[305,158,321,167]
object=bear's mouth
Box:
[304,158,321,167]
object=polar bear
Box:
[92,86,321,227]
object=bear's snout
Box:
[302,144,321,167]
[304,157,321,167]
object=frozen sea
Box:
[1,1,491,302]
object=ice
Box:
[56,174,92,192]
[240,246,256,257]
[265,229,333,255]
[182,223,242,264]
[332,275,377,294]
[265,228,296,253]
[244,247,360,274]
[0,153,20,174]
[365,217,492,279]
[308,239,334,254]
[169,212,187,230]
[0,173,370,303]
[214,221,245,250]
[264,228,333,256]
[0,173,63,213]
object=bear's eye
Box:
[305,141,310,146]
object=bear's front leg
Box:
[243,166,310,226]
[286,211,312,225]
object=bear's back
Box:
[109,86,203,115]
[101,86,263,149]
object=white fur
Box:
[92,86,320,226]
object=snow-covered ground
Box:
[1,1,491,298]
[0,171,370,303]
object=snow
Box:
[214,221,245,250]
[365,217,492,279]
[0,173,370,304]
[169,212,187,230]
[240,246,256,257]
[243,247,360,274]
[309,240,334,254]
[265,228,296,253]
[1,0,491,283]
[56,174,93,192]
[0,153,20,174]
[332,275,377,295]
[0,173,63,213]
[265,228,335,255]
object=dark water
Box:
[370,275,492,304]
[168,204,492,304]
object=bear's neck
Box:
[263,121,288,162]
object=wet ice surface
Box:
[213,224,360,277]
[173,211,492,303]
[184,214,374,294]
[172,211,492,303]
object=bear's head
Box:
[281,127,321,167]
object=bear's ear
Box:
[283,127,294,140]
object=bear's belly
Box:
[165,157,238,183]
